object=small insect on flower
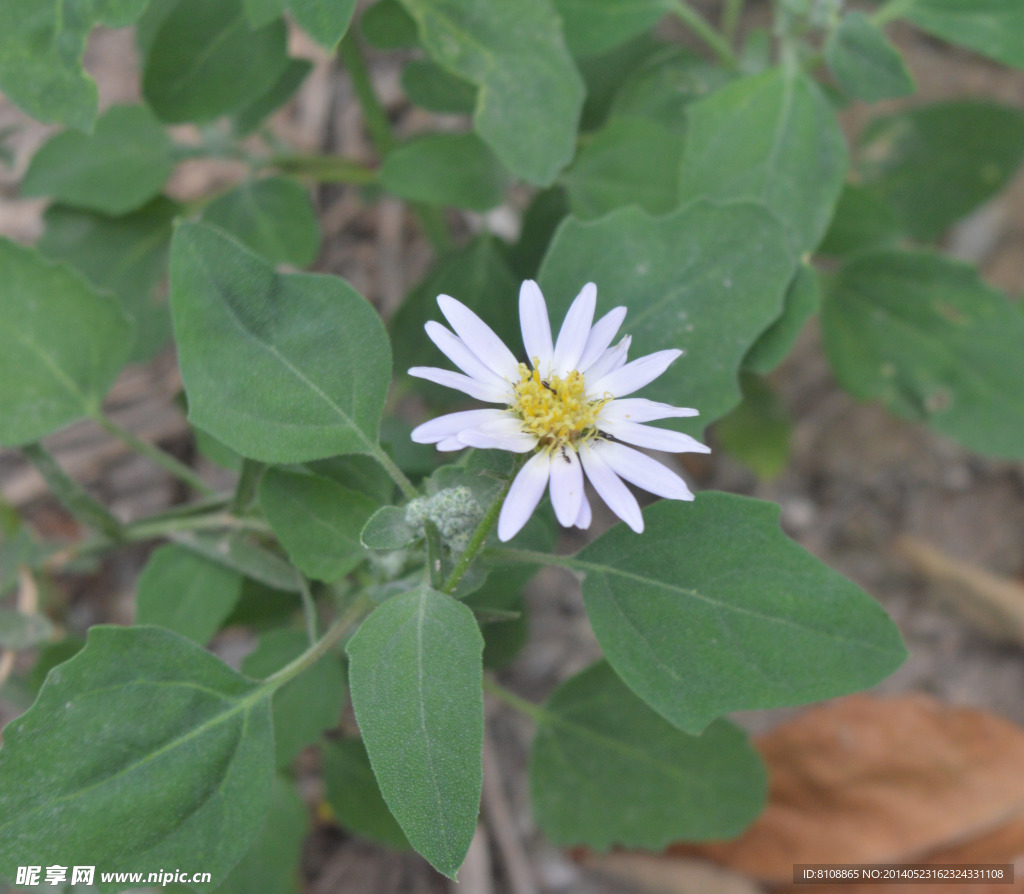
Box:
[409,280,709,541]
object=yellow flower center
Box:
[511,362,608,450]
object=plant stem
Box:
[269,153,378,185]
[338,30,454,254]
[482,677,547,723]
[22,443,124,540]
[261,594,371,691]
[339,32,395,155]
[482,545,575,570]
[442,472,515,594]
[91,411,216,497]
[870,0,914,26]
[298,575,319,644]
[231,459,266,515]
[672,1,739,68]
[370,444,419,500]
[424,520,445,589]
[722,0,745,42]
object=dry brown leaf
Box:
[896,535,1024,645]
[672,695,1024,883]
[579,852,762,894]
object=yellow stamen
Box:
[511,362,608,450]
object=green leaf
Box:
[347,586,484,878]
[22,105,174,215]
[571,494,906,733]
[538,200,797,431]
[322,738,410,848]
[818,182,905,257]
[173,531,301,592]
[507,186,570,279]
[0,239,133,447]
[136,544,244,645]
[201,178,321,267]
[243,0,286,27]
[743,263,819,375]
[553,0,673,56]
[825,12,915,102]
[309,453,396,505]
[402,59,477,114]
[361,505,417,549]
[362,0,420,48]
[289,0,357,48]
[530,661,766,848]
[380,132,507,211]
[242,629,347,765]
[216,774,308,894]
[858,100,1024,241]
[609,44,732,134]
[897,0,1024,70]
[714,372,791,480]
[170,221,391,463]
[821,249,1024,458]
[576,33,661,131]
[0,0,149,131]
[233,59,313,136]
[0,626,274,884]
[259,468,376,581]
[392,234,519,403]
[38,196,179,363]
[0,610,54,651]
[398,0,584,185]
[143,0,290,124]
[563,116,683,220]
[677,67,848,254]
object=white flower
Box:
[410,280,709,541]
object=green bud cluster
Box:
[404,486,483,555]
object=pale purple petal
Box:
[583,336,631,387]
[551,282,596,376]
[599,398,699,424]
[437,294,520,379]
[593,440,694,501]
[457,430,537,453]
[425,321,508,388]
[548,446,584,527]
[577,306,626,374]
[589,349,682,398]
[519,280,553,370]
[408,366,511,403]
[411,408,508,444]
[579,442,644,533]
[498,452,551,542]
[574,492,592,529]
[437,438,465,451]
[601,420,711,454]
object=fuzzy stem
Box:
[672,1,739,68]
[92,411,215,496]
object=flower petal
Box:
[498,452,551,542]
[519,280,553,370]
[408,366,511,403]
[548,445,584,527]
[602,420,711,454]
[425,321,508,388]
[411,408,508,444]
[457,429,537,453]
[593,440,694,501]
[579,442,643,533]
[574,492,592,529]
[583,335,631,386]
[589,349,682,398]
[599,398,699,424]
[578,306,626,374]
[437,437,465,451]
[437,294,520,380]
[551,282,596,376]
